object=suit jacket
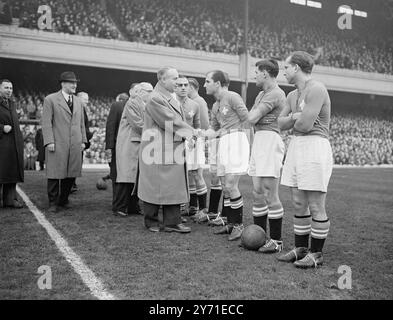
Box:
[0,97,24,183]
[138,82,194,205]
[42,90,87,179]
[105,99,126,179]
[105,100,126,150]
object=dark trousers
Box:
[111,182,140,214]
[47,178,74,206]
[143,201,181,228]
[1,183,17,206]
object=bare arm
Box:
[278,95,296,131]
[231,94,249,123]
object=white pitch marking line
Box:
[16,185,117,300]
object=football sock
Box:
[221,196,230,218]
[230,196,243,225]
[268,203,284,241]
[294,215,312,248]
[189,186,198,210]
[196,185,208,210]
[208,186,222,214]
[310,218,330,253]
[252,199,268,232]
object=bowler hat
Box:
[59,71,79,83]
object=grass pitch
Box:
[1,168,392,300]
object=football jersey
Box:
[180,97,201,129]
[211,90,248,131]
[192,95,209,130]
[287,79,330,139]
[252,85,286,134]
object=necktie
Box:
[67,96,73,113]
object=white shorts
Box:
[208,138,219,173]
[248,130,284,178]
[185,137,205,171]
[281,135,333,192]
[217,131,249,177]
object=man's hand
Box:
[204,128,217,139]
[47,143,55,152]
[3,125,12,133]
[187,138,196,151]
[193,128,203,137]
[105,149,112,163]
[81,143,86,151]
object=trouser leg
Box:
[143,202,160,228]
[162,205,181,227]
[47,179,60,205]
[3,183,16,205]
[58,178,74,205]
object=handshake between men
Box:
[187,128,218,150]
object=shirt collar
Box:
[62,90,72,101]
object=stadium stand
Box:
[3,0,392,74]
[14,91,393,166]
[11,0,120,39]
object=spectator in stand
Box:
[24,139,38,170]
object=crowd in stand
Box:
[13,91,393,167]
[3,0,392,74]
[12,0,120,39]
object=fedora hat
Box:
[59,71,79,83]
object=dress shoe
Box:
[164,224,191,233]
[47,205,58,213]
[4,200,24,209]
[112,210,128,217]
[58,202,72,210]
[147,226,160,232]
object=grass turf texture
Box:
[1,168,392,300]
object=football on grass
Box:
[241,224,266,250]
[96,177,107,190]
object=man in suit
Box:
[42,71,87,213]
[105,83,138,216]
[0,79,24,208]
[116,82,153,215]
[138,67,199,233]
[70,91,93,193]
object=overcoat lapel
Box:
[56,90,72,115]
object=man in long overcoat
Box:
[42,72,87,212]
[0,79,24,208]
[138,67,198,233]
[116,82,153,215]
[105,85,136,216]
